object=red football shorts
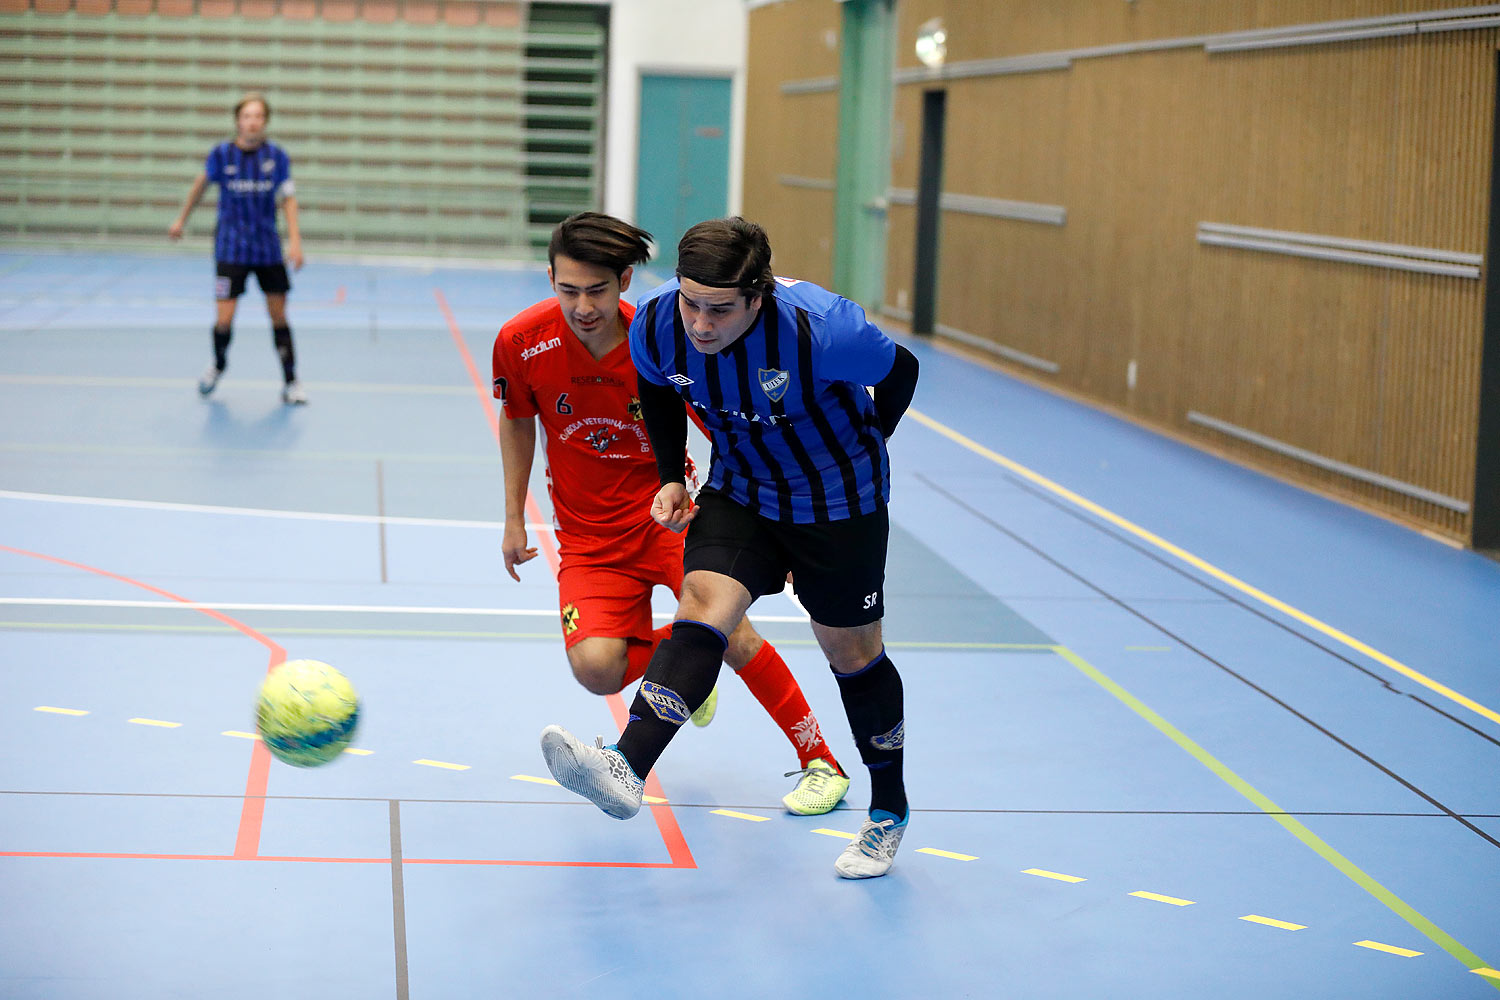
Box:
[554,521,684,649]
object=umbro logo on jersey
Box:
[224,165,238,174]
[758,368,789,402]
[668,374,694,386]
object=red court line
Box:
[434,286,696,870]
[0,544,283,859]
[0,851,683,868]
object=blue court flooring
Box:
[1,248,1498,998]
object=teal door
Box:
[636,74,731,273]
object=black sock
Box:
[615,620,725,778]
[834,651,907,819]
[212,325,231,370]
[273,325,295,382]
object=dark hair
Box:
[676,217,774,303]
[548,212,654,276]
[234,92,270,122]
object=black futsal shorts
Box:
[683,489,888,628]
[215,262,291,300]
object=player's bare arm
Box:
[496,410,540,580]
[282,195,304,271]
[169,172,208,239]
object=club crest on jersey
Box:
[758,368,790,402]
[627,396,643,420]
[583,429,617,454]
[668,373,694,387]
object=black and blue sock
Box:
[834,650,907,822]
[615,620,725,778]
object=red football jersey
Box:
[492,299,659,535]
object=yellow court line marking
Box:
[1475,969,1500,980]
[908,408,1500,729]
[1130,891,1196,907]
[512,773,662,802]
[128,718,181,728]
[343,748,373,756]
[1055,645,1495,984]
[413,759,469,771]
[917,848,978,861]
[711,809,771,823]
[812,828,859,840]
[1355,940,1424,958]
[1023,868,1087,883]
[35,705,88,715]
[222,730,259,740]
[1240,914,1307,931]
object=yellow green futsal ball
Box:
[255,659,361,767]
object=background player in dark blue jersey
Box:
[541,216,920,879]
[170,92,307,405]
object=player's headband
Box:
[674,270,751,289]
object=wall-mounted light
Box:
[915,18,946,69]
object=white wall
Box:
[602,0,748,230]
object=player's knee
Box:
[722,620,763,671]
[569,654,627,695]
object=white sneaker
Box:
[198,365,223,396]
[281,380,308,405]
[539,725,644,820]
[834,813,907,879]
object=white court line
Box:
[0,597,812,623]
[0,375,469,396]
[0,489,529,531]
[0,490,812,622]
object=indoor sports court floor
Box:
[1,247,1497,999]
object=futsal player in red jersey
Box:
[492,212,849,815]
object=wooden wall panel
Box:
[895,0,1486,68]
[743,0,841,282]
[872,3,1494,541]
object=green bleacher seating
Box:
[0,6,603,256]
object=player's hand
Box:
[168,219,184,240]
[651,482,697,534]
[287,241,305,271]
[502,523,538,581]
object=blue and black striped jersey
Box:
[629,276,897,524]
[204,141,293,266]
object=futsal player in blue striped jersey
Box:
[170,92,307,405]
[541,217,920,878]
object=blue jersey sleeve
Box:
[204,145,224,184]
[818,297,898,386]
[628,298,670,386]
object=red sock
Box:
[621,624,674,691]
[736,642,843,772]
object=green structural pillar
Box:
[833,0,894,311]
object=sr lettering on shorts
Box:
[214,275,233,299]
